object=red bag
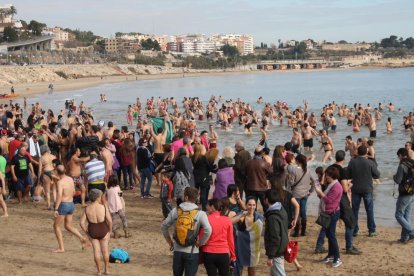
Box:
[284,240,299,263]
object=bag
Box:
[149,159,157,174]
[174,207,198,247]
[316,212,331,228]
[109,248,130,263]
[284,240,299,263]
[401,161,414,195]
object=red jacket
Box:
[202,211,236,261]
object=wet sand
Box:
[0,186,412,276]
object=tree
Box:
[28,20,46,36]
[294,41,307,54]
[220,44,239,57]
[404,37,414,49]
[380,35,400,48]
[140,38,161,51]
[8,5,17,20]
[338,40,348,44]
[3,26,18,42]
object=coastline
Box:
[1,62,413,99]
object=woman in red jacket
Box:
[202,198,236,276]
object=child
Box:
[0,171,8,217]
[106,175,130,238]
[160,171,173,219]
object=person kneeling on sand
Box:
[53,165,89,253]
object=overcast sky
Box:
[10,0,414,44]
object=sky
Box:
[8,0,414,45]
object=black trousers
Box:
[204,252,230,276]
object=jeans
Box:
[270,256,286,276]
[316,226,354,249]
[121,164,134,189]
[352,192,376,234]
[296,196,308,222]
[325,211,340,261]
[245,190,268,212]
[395,194,414,241]
[172,251,199,276]
[140,168,153,196]
[199,185,210,211]
[204,252,230,276]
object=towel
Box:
[29,138,41,158]
[151,117,173,144]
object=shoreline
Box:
[1,63,413,99]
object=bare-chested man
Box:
[150,116,169,184]
[53,165,88,253]
[345,135,358,158]
[66,148,90,207]
[302,123,319,157]
[99,140,114,184]
[290,128,302,154]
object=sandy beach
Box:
[1,59,413,100]
[0,185,412,276]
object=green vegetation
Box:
[0,5,17,23]
[220,44,239,57]
[28,20,46,36]
[2,26,18,42]
[380,35,414,49]
[63,28,97,44]
[134,53,165,65]
[140,38,161,51]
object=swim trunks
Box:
[57,202,75,215]
[304,139,313,148]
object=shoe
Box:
[398,238,409,244]
[146,194,155,199]
[368,231,378,237]
[353,232,359,237]
[320,256,334,263]
[332,259,343,268]
[140,195,145,199]
[314,247,328,254]
[346,246,361,255]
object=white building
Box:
[211,34,254,55]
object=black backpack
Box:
[401,161,414,195]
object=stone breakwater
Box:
[0,64,257,86]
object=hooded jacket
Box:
[264,202,289,259]
[161,202,212,254]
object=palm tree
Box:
[0,8,6,23]
[9,5,17,21]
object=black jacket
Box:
[264,202,289,259]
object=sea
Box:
[26,67,414,227]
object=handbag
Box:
[316,212,331,228]
[284,240,299,263]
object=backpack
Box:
[401,161,414,195]
[174,207,198,247]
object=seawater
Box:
[27,67,414,227]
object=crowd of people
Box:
[0,94,414,276]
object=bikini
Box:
[86,205,110,240]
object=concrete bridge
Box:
[1,35,53,52]
[257,59,331,70]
